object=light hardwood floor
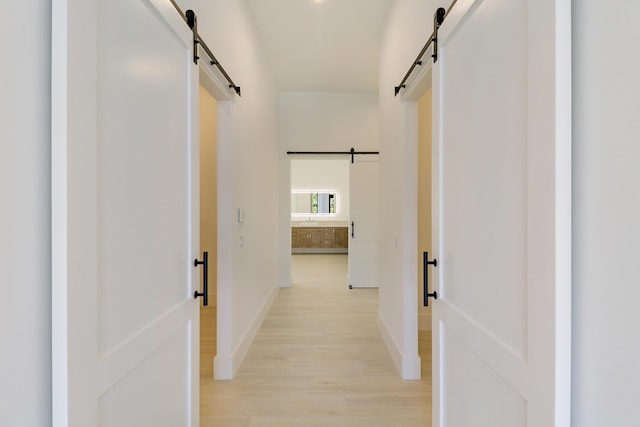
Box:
[201,254,432,426]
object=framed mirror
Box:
[291,191,337,214]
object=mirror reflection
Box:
[291,192,336,214]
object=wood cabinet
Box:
[334,227,348,249]
[291,227,348,253]
[295,228,320,248]
[291,228,300,248]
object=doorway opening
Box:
[395,51,436,382]
[289,157,350,289]
[198,85,218,381]
[417,87,433,384]
[197,58,237,385]
[288,155,380,290]
[290,158,350,250]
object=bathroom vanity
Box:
[291,225,348,253]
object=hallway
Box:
[200,254,432,426]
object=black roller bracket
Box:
[230,85,242,97]
[351,221,355,239]
[394,3,451,96]
[186,10,199,64]
[431,7,446,63]
[168,3,242,96]
[423,251,438,306]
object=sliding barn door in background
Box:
[431,0,571,426]
[52,0,200,425]
[348,156,380,288]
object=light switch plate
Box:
[237,208,246,223]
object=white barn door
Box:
[348,156,380,288]
[52,0,200,425]
[431,0,571,426]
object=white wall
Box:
[378,0,446,379]
[290,158,350,222]
[176,0,280,378]
[0,1,52,425]
[278,92,379,287]
[572,2,640,426]
[280,92,380,150]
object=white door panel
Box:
[441,0,528,357]
[348,244,379,288]
[348,157,379,288]
[52,0,199,425]
[432,0,571,426]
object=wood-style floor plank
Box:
[201,254,432,426]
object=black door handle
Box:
[351,221,355,238]
[423,251,438,306]
[194,251,208,306]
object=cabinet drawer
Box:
[334,227,349,248]
[320,228,333,237]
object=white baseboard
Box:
[377,312,421,380]
[213,354,232,380]
[214,284,279,380]
[402,353,421,380]
[377,312,402,374]
[279,275,291,288]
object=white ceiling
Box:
[245,0,392,93]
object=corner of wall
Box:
[213,354,233,380]
[280,276,292,288]
[214,283,279,379]
[378,311,421,380]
